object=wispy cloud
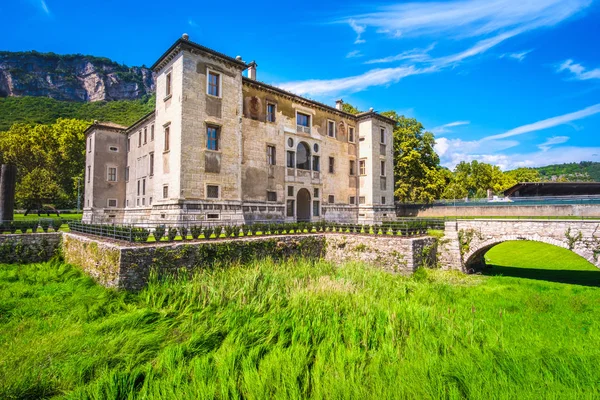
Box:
[500,49,533,62]
[538,136,570,151]
[348,19,366,44]
[346,50,363,59]
[365,43,435,65]
[557,59,600,80]
[431,120,470,135]
[188,19,197,27]
[484,103,600,141]
[39,0,50,15]
[344,0,591,40]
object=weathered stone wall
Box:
[396,203,600,218]
[325,234,437,274]
[60,232,436,290]
[0,233,61,264]
[440,219,600,271]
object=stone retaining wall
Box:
[61,232,436,290]
[0,233,61,264]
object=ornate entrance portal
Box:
[296,188,311,222]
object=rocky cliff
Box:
[0,51,155,102]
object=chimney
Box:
[248,61,257,80]
[335,99,344,110]
[182,33,189,41]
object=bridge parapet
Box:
[440,219,600,271]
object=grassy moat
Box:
[1,242,600,399]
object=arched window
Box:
[296,142,311,170]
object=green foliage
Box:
[535,161,600,182]
[341,102,361,115]
[2,254,600,398]
[0,95,155,131]
[442,160,514,199]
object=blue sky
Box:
[2,0,600,170]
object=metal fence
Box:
[67,218,446,244]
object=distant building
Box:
[83,35,396,225]
[504,182,600,198]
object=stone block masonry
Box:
[61,232,436,291]
[0,233,62,264]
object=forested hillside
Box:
[535,162,600,182]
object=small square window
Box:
[207,126,219,151]
[107,199,117,208]
[207,185,219,199]
[109,146,118,152]
[349,196,356,205]
[267,103,276,123]
[286,200,295,217]
[288,186,294,197]
[359,196,366,205]
[328,195,335,204]
[163,185,169,199]
[208,71,220,97]
[381,196,386,204]
[107,167,117,182]
[207,213,220,220]
[267,191,277,202]
[267,145,276,165]
[328,157,335,174]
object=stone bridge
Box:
[439,219,600,271]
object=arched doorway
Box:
[296,188,311,222]
[296,142,311,170]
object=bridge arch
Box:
[463,235,598,271]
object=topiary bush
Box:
[154,225,166,241]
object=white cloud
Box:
[500,49,533,62]
[346,50,363,59]
[39,0,50,15]
[483,103,600,141]
[431,120,470,134]
[188,19,197,27]
[538,136,569,151]
[557,59,600,80]
[365,43,435,65]
[348,19,366,44]
[346,0,591,40]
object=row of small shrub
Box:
[0,219,64,234]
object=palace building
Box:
[83,34,396,225]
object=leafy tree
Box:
[341,102,361,115]
[382,111,446,203]
[504,168,541,187]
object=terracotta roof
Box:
[84,121,127,135]
[151,37,248,71]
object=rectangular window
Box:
[142,179,146,196]
[286,200,295,217]
[381,160,386,176]
[138,131,141,147]
[267,103,276,123]
[107,167,117,182]
[88,137,92,152]
[142,198,146,206]
[164,125,170,151]
[313,201,320,217]
[380,128,386,144]
[288,186,294,197]
[267,145,276,165]
[348,127,355,143]
[296,112,311,133]
[144,127,147,144]
[137,180,140,196]
[267,191,277,202]
[137,198,140,206]
[166,72,172,97]
[381,196,386,204]
[87,166,91,183]
[359,196,366,204]
[151,125,154,141]
[349,196,356,205]
[312,155,320,172]
[149,153,154,176]
[126,200,129,207]
[127,138,130,152]
[349,160,356,176]
[359,160,366,176]
[328,195,335,204]
[149,197,153,205]
[125,167,129,182]
[107,199,117,208]
[207,126,219,151]
[327,120,336,138]
[287,151,295,168]
[206,185,219,199]
[163,185,169,199]
[314,188,319,198]
[208,71,220,96]
[328,157,335,174]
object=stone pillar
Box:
[438,220,463,270]
[0,164,17,221]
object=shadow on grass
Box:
[482,264,600,287]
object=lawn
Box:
[1,244,600,399]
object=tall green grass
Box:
[1,256,600,399]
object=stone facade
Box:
[83,35,396,226]
[440,219,600,271]
[60,232,435,290]
[0,233,61,264]
[397,203,600,218]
